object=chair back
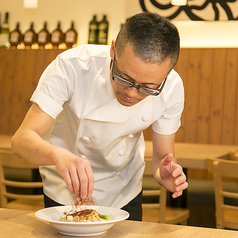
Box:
[206,157,238,229]
[0,149,44,211]
[143,158,166,223]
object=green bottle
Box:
[98,15,109,45]
[1,12,10,49]
[88,15,98,44]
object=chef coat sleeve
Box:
[30,55,75,119]
[152,74,184,135]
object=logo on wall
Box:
[139,0,238,20]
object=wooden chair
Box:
[0,149,44,211]
[142,158,190,224]
[206,157,238,229]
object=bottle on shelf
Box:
[51,21,65,49]
[65,21,78,48]
[38,21,51,49]
[98,15,109,45]
[9,22,24,49]
[1,12,10,49]
[88,15,98,44]
[24,22,37,49]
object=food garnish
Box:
[59,197,109,222]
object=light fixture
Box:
[171,0,187,6]
[24,0,38,8]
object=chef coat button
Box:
[118,150,124,156]
[80,155,87,159]
[102,80,107,87]
[142,116,148,122]
[99,77,107,87]
[82,136,90,141]
[128,134,134,139]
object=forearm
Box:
[152,132,176,184]
[11,128,63,166]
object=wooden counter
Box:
[1,208,238,238]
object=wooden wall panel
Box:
[174,49,191,143]
[184,49,203,143]
[1,48,238,146]
[222,49,238,145]
[0,49,64,135]
[209,49,227,144]
[196,49,213,144]
[144,48,238,146]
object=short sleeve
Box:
[30,55,75,119]
[152,72,184,135]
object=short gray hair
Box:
[115,12,180,71]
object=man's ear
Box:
[110,40,115,59]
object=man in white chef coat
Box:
[11,12,188,221]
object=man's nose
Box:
[125,86,139,97]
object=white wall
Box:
[1,0,238,47]
[125,0,238,47]
[1,0,126,46]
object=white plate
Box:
[35,205,129,236]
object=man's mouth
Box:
[121,94,136,103]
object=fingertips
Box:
[172,191,182,198]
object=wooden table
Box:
[145,141,238,169]
[0,208,237,238]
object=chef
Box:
[11,12,188,221]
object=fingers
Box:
[74,159,94,199]
[172,181,188,198]
[74,160,94,199]
[85,164,94,197]
[160,154,188,199]
[172,169,188,198]
[59,157,94,199]
[62,170,75,195]
[172,164,183,178]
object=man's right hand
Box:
[52,148,94,198]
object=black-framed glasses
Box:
[111,56,167,96]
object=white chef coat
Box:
[30,44,184,208]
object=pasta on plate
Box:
[60,209,109,222]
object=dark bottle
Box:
[65,21,78,48]
[51,21,65,48]
[24,22,37,49]
[38,21,51,49]
[88,15,98,44]
[98,15,109,45]
[1,12,10,49]
[9,22,23,48]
